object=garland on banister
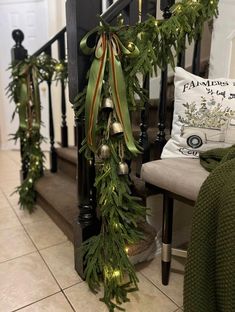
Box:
[75,0,218,311]
[8,53,67,212]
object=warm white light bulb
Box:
[112,270,121,278]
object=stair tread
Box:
[57,147,77,164]
[35,171,77,225]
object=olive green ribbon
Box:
[81,29,140,155]
[82,32,108,151]
[18,79,28,131]
[31,66,41,130]
[108,35,139,155]
[17,63,41,132]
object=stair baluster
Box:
[167,38,186,134]
[11,30,29,182]
[74,122,77,146]
[45,46,57,173]
[177,43,186,68]
[58,33,68,147]
[192,37,202,75]
[139,75,150,164]
[141,0,157,19]
[155,0,175,158]
[129,0,139,23]
[138,0,157,164]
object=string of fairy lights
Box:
[9,0,219,310]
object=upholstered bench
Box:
[141,158,209,285]
[141,158,209,202]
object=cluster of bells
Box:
[98,97,129,176]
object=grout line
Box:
[1,190,66,291]
[1,183,82,312]
[38,239,70,251]
[1,152,182,311]
[62,290,77,312]
[0,251,36,265]
[11,291,62,311]
[62,280,84,291]
[139,271,181,308]
[1,180,79,311]
[38,249,65,290]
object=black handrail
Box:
[33,27,66,57]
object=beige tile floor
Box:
[0,150,184,312]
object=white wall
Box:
[0,0,49,150]
[209,0,235,78]
[0,0,75,150]
[47,0,66,37]
[45,0,75,148]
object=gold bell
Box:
[110,122,123,136]
[99,144,111,160]
[118,161,129,175]
[127,42,135,52]
[102,97,114,111]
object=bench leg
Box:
[162,193,173,285]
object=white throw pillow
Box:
[161,67,235,158]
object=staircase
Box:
[35,63,209,244]
[36,147,77,242]
[11,0,210,278]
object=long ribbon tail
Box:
[18,79,28,131]
[108,39,140,156]
[85,34,107,152]
[32,66,41,130]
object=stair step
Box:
[57,147,77,180]
[35,171,77,241]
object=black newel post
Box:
[66,0,101,277]
[11,29,28,182]
[155,1,174,159]
[45,46,57,173]
[58,33,68,147]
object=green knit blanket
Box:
[184,145,235,312]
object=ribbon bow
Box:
[80,28,140,156]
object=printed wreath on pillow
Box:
[161,67,235,158]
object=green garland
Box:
[7,0,219,309]
[8,53,67,212]
[75,1,219,311]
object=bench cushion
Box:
[141,158,209,202]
